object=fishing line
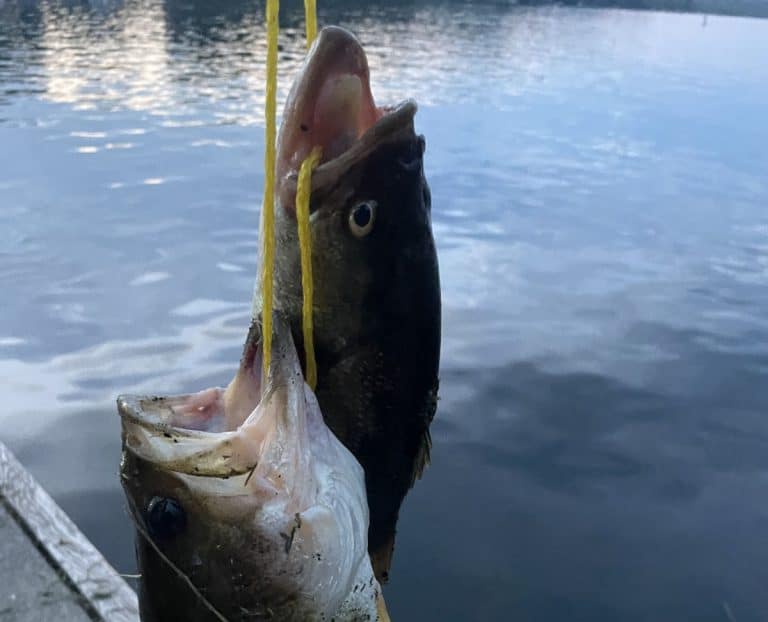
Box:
[124,495,231,622]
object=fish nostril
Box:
[397,138,424,172]
[397,156,420,172]
[146,496,187,540]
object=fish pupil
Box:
[146,496,187,540]
[353,204,371,227]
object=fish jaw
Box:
[117,317,383,621]
[276,25,417,209]
[277,26,378,187]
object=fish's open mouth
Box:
[117,320,275,478]
[119,320,262,432]
[277,26,417,207]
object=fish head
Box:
[266,25,440,428]
[271,26,437,331]
[118,316,386,621]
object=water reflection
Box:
[0,1,663,120]
[3,1,766,124]
[397,330,768,620]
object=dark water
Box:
[2,1,768,620]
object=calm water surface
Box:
[2,1,768,620]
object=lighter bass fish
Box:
[119,316,388,621]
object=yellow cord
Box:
[298,0,320,389]
[261,0,318,385]
[304,0,317,48]
[295,146,322,389]
[260,0,279,378]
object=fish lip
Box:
[117,394,207,439]
[282,99,418,199]
[317,98,418,175]
[117,392,241,447]
[117,393,256,478]
[117,393,160,431]
[277,25,419,205]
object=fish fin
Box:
[370,534,396,584]
[410,381,439,487]
[410,427,432,487]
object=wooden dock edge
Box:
[0,440,139,622]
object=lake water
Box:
[2,1,768,620]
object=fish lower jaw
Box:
[278,99,417,208]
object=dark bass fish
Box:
[249,25,442,581]
[119,316,389,621]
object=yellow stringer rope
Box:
[296,146,322,389]
[260,0,279,378]
[304,0,318,49]
[261,0,320,389]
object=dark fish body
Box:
[272,127,440,578]
[261,26,442,580]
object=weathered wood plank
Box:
[0,501,93,621]
[0,441,139,622]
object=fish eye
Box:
[146,496,187,540]
[348,201,376,237]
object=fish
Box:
[119,315,390,621]
[246,25,442,581]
